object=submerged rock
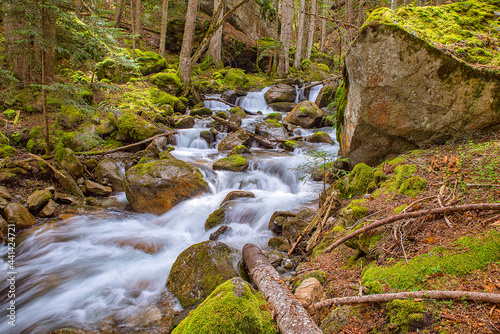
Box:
[166,240,239,309]
[124,158,208,215]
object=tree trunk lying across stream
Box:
[242,243,323,334]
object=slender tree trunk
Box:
[271,0,280,74]
[242,244,323,334]
[208,0,224,67]
[76,0,82,18]
[114,0,125,27]
[277,0,292,78]
[358,0,364,26]
[294,0,306,69]
[41,5,50,155]
[179,0,199,91]
[320,18,327,53]
[132,0,141,58]
[348,0,353,24]
[305,0,317,60]
[159,0,169,56]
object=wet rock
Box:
[0,216,7,244]
[268,236,291,252]
[111,237,165,254]
[307,131,335,144]
[217,129,252,151]
[205,202,233,230]
[200,130,215,145]
[54,192,77,204]
[266,249,283,267]
[221,190,255,205]
[39,199,58,218]
[264,83,296,104]
[175,115,195,129]
[268,211,296,235]
[26,189,53,212]
[84,197,102,206]
[268,102,296,113]
[269,210,312,239]
[0,186,13,200]
[294,277,325,315]
[190,107,212,117]
[231,144,251,155]
[209,225,232,240]
[166,240,239,308]
[124,158,208,215]
[4,202,36,230]
[172,278,277,334]
[255,120,288,140]
[84,180,112,197]
[284,101,325,129]
[221,90,246,104]
[146,136,168,156]
[213,154,249,172]
[126,305,163,327]
[228,110,246,127]
[94,158,124,192]
[314,83,338,109]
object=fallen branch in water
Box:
[73,131,177,156]
[323,203,500,254]
[315,290,500,310]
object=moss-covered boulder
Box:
[307,131,335,145]
[55,147,84,178]
[255,119,288,140]
[340,199,368,227]
[151,72,182,95]
[190,107,212,117]
[218,129,252,151]
[135,49,167,75]
[268,210,312,239]
[175,115,195,129]
[61,128,102,152]
[314,83,338,109]
[95,58,138,83]
[0,144,16,158]
[172,277,277,334]
[56,104,87,129]
[4,202,36,230]
[224,68,250,89]
[231,145,251,155]
[284,101,325,128]
[398,176,427,196]
[268,102,296,113]
[213,154,249,172]
[205,203,233,230]
[374,164,418,196]
[264,84,296,104]
[149,88,187,114]
[341,1,500,166]
[26,126,47,154]
[124,158,208,215]
[166,241,239,309]
[228,110,246,127]
[118,112,161,142]
[265,112,283,121]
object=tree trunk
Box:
[114,0,125,27]
[41,5,50,155]
[208,0,224,67]
[348,0,353,24]
[305,0,317,60]
[242,244,323,334]
[132,0,141,58]
[320,18,327,53]
[159,0,169,56]
[294,0,306,69]
[76,0,83,18]
[358,0,364,26]
[179,0,199,91]
[277,0,292,78]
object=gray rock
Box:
[94,158,124,192]
[217,129,251,151]
[266,250,283,267]
[264,84,296,104]
[84,180,112,197]
[39,199,58,218]
[268,102,296,113]
[4,202,36,230]
[175,115,195,129]
[146,136,168,156]
[255,120,288,140]
[209,225,232,240]
[284,101,325,129]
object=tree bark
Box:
[277,0,292,78]
[41,4,50,156]
[315,290,500,310]
[305,0,317,60]
[358,0,364,26]
[294,0,307,69]
[76,0,83,18]
[159,0,169,56]
[179,0,199,91]
[132,0,141,58]
[242,244,323,334]
[320,17,327,53]
[208,0,224,66]
[323,203,500,254]
[114,0,125,27]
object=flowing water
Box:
[0,85,336,333]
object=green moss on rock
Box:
[341,199,368,227]
[151,72,182,95]
[3,109,16,120]
[118,112,161,142]
[387,300,426,333]
[265,112,283,121]
[346,163,374,197]
[213,154,249,172]
[398,176,427,196]
[135,49,167,75]
[224,68,250,90]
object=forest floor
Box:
[301,130,500,333]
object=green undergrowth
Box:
[366,0,500,67]
[362,230,500,290]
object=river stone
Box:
[39,199,58,218]
[255,120,288,140]
[205,202,233,230]
[4,202,36,230]
[209,225,232,241]
[0,172,16,184]
[307,131,335,144]
[342,17,500,166]
[175,115,195,129]
[264,83,296,104]
[84,180,112,197]
[94,158,124,192]
[166,240,239,309]
[228,110,246,127]
[284,101,325,129]
[146,136,168,156]
[190,107,212,117]
[124,158,208,215]
[0,216,7,244]
[172,277,278,334]
[212,154,249,172]
[0,197,7,210]
[55,169,85,200]
[221,190,255,206]
[266,249,283,267]
[200,130,215,145]
[294,277,325,315]
[0,186,13,200]
[268,102,296,113]
[26,189,53,212]
[218,129,252,151]
[268,210,312,239]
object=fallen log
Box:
[211,115,276,149]
[323,203,500,254]
[73,131,177,156]
[242,244,322,334]
[314,290,500,310]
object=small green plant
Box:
[291,149,341,191]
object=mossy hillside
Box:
[172,278,278,334]
[149,88,186,113]
[95,57,139,83]
[365,0,500,67]
[60,127,102,152]
[362,231,500,290]
[0,144,16,158]
[117,112,161,142]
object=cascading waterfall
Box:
[0,84,334,334]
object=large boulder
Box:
[94,158,124,192]
[341,4,500,166]
[117,112,161,142]
[212,154,249,172]
[4,203,36,230]
[124,158,208,215]
[166,241,239,309]
[268,102,296,113]
[264,84,296,104]
[218,129,252,151]
[255,119,288,140]
[172,277,278,334]
[284,101,325,128]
